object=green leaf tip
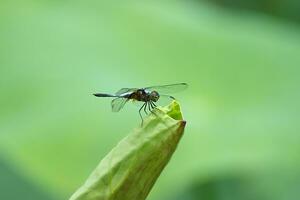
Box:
[161,100,183,121]
[69,100,186,200]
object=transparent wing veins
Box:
[145,83,188,94]
[115,88,138,96]
[111,97,128,112]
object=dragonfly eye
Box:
[150,91,160,102]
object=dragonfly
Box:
[93,83,188,125]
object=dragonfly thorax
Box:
[132,89,160,102]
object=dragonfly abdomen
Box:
[93,93,116,97]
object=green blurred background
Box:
[1,0,300,199]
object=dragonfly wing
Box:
[115,88,138,96]
[111,97,128,112]
[145,83,188,94]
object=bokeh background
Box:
[1,0,300,199]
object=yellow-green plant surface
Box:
[70,101,186,200]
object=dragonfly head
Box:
[150,91,160,102]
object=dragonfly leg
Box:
[144,102,148,115]
[150,101,157,109]
[148,101,152,113]
[152,101,157,107]
[139,103,146,126]
[149,101,158,116]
